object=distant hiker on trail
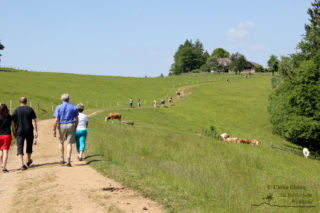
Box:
[75,103,88,161]
[53,94,79,167]
[137,99,141,108]
[0,104,16,173]
[226,79,229,83]
[12,97,38,171]
[130,98,133,108]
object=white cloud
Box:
[237,22,246,29]
[237,21,254,28]
[224,29,248,41]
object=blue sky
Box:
[0,0,312,77]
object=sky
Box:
[0,0,313,77]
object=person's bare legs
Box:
[59,143,65,163]
[0,149,3,168]
[2,150,9,170]
[18,154,25,167]
[67,144,72,159]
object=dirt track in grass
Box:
[0,83,209,213]
[0,111,164,213]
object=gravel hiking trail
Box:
[0,111,163,213]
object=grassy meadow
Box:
[86,75,320,212]
[0,67,225,120]
[1,68,319,212]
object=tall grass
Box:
[86,76,320,212]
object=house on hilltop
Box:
[244,61,260,72]
[214,58,260,73]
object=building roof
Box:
[218,58,231,66]
[247,61,260,67]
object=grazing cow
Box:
[251,139,259,146]
[161,99,165,106]
[245,75,248,79]
[218,133,229,140]
[223,137,237,143]
[105,113,121,125]
[153,100,157,107]
[209,80,212,83]
[168,97,172,105]
[237,139,251,144]
[176,92,180,98]
[303,148,310,158]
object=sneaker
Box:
[2,169,9,173]
[66,163,72,167]
[77,156,82,161]
[60,161,65,165]
[21,165,28,170]
[27,159,33,167]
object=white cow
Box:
[218,133,229,140]
[303,148,310,158]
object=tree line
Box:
[169,40,265,75]
[0,40,4,64]
[268,0,320,151]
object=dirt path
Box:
[0,111,163,213]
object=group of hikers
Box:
[129,98,141,108]
[0,93,89,173]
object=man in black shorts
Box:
[12,97,38,170]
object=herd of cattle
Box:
[105,114,313,159]
[218,133,259,146]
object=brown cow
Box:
[105,113,121,125]
[223,137,238,143]
[251,139,260,146]
[237,139,251,144]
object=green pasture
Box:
[0,67,227,120]
[1,68,319,212]
[86,76,320,212]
